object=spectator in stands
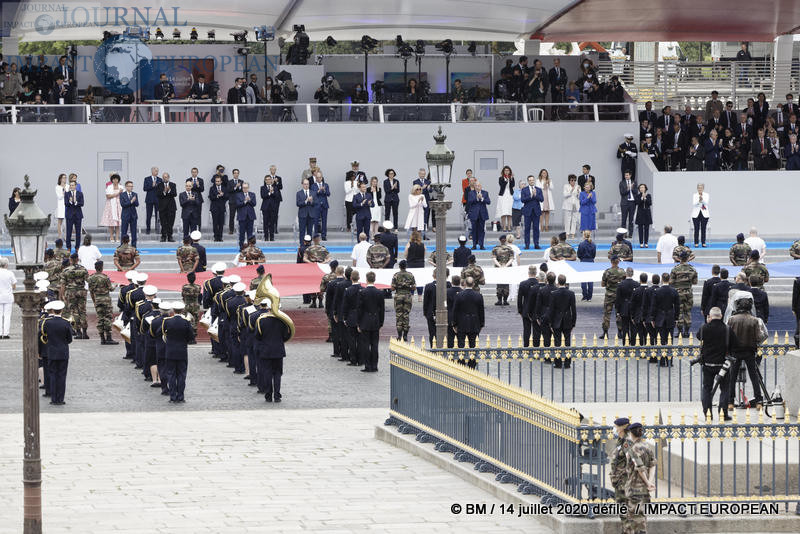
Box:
[704,129,722,171]
[153,73,175,101]
[686,136,705,171]
[639,119,653,141]
[754,92,769,130]
[705,91,724,118]
[48,76,72,121]
[707,109,723,134]
[721,101,736,130]
[642,133,663,170]
[767,127,782,169]
[785,114,799,143]
[720,129,739,170]
[565,81,580,110]
[526,68,547,104]
[771,103,787,137]
[786,133,800,170]
[681,105,697,135]
[751,127,770,170]
[1,64,22,102]
[666,122,687,170]
[656,105,672,132]
[736,43,752,84]
[639,101,657,124]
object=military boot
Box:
[599,329,608,339]
[682,326,691,338]
[402,330,409,342]
[397,329,403,340]
[82,328,89,339]
[105,332,119,345]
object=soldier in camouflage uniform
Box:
[366,234,391,269]
[670,250,698,336]
[671,235,695,263]
[491,236,515,305]
[87,260,118,345]
[43,249,64,291]
[243,236,266,265]
[608,233,633,261]
[391,260,416,340]
[250,265,265,290]
[427,251,453,265]
[601,255,626,338]
[623,422,655,534]
[176,236,200,273]
[742,250,769,288]
[549,232,577,261]
[61,253,89,339]
[113,234,141,272]
[610,418,632,518]
[303,234,331,307]
[460,255,485,291]
[182,271,202,337]
[790,239,800,260]
[729,233,751,266]
[319,260,340,342]
[53,239,70,261]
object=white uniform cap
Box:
[152,298,161,305]
[645,133,652,138]
[34,271,49,281]
[43,301,54,311]
[383,221,394,230]
[260,298,272,309]
[159,300,173,310]
[35,280,50,292]
[136,272,149,283]
[49,300,66,311]
[247,290,257,299]
[190,230,202,240]
[233,282,247,292]
[615,227,627,235]
[124,270,139,280]
[228,274,241,284]
[143,285,158,296]
[458,235,467,242]
[303,234,312,241]
[220,276,230,284]
[624,133,634,138]
[172,301,185,311]
[212,262,227,273]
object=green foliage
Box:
[678,42,711,62]
[553,42,573,54]
[18,40,100,56]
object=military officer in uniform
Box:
[226,282,248,374]
[303,234,331,308]
[162,301,194,403]
[789,238,800,260]
[366,234,391,269]
[149,300,170,396]
[671,251,699,337]
[189,231,207,272]
[176,236,200,273]
[453,235,471,267]
[742,250,769,288]
[118,270,138,359]
[608,233,633,262]
[241,236,266,265]
[142,297,163,390]
[325,266,346,357]
[616,268,638,344]
[113,234,141,271]
[600,255,626,339]
[251,264,266,291]
[254,298,291,402]
[88,260,118,345]
[43,249,64,290]
[203,262,227,359]
[41,301,73,405]
[671,235,695,263]
[729,233,751,266]
[137,285,159,385]
[452,277,484,365]
[616,133,638,178]
[491,235,514,305]
[182,272,202,338]
[127,272,149,372]
[357,271,385,371]
[60,253,89,339]
[391,260,416,341]
[380,222,399,268]
[460,255,485,291]
[549,232,576,261]
[622,423,655,534]
[609,418,631,515]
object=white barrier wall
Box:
[643,157,800,237]
[0,120,632,231]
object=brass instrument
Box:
[254,273,295,341]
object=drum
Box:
[112,314,126,332]
[120,322,131,343]
[207,318,219,342]
[199,309,212,328]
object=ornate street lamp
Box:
[4,175,50,534]
[425,127,455,345]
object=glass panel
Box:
[13,234,39,265]
[103,159,123,173]
[383,104,451,122]
[249,104,308,123]
[89,104,161,123]
[163,104,235,123]
[16,104,86,123]
[479,158,497,171]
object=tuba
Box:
[254,273,295,341]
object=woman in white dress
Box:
[368,176,383,236]
[55,173,67,239]
[0,257,17,339]
[404,184,427,235]
[536,168,553,232]
[496,165,515,232]
[100,173,122,243]
[561,174,580,238]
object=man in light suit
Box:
[618,171,637,238]
[179,179,202,238]
[520,175,543,249]
[64,180,84,251]
[235,182,257,249]
[143,167,162,235]
[310,170,330,240]
[466,182,491,250]
[295,179,318,244]
[357,271,385,372]
[119,180,139,247]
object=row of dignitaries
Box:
[201,263,292,401]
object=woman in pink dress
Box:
[101,173,122,242]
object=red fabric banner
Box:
[105,263,326,296]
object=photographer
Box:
[726,293,768,410]
[696,307,737,421]
[350,83,368,122]
[451,79,475,121]
[314,74,343,122]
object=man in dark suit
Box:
[42,300,72,405]
[748,274,769,324]
[179,179,202,238]
[355,272,385,372]
[535,272,556,348]
[650,273,680,363]
[701,265,721,318]
[55,55,73,87]
[260,174,280,241]
[119,180,139,247]
[143,167,162,234]
[681,105,697,136]
[380,223,399,268]
[296,179,317,244]
[751,128,771,170]
[383,169,400,229]
[325,266,345,358]
[226,77,245,105]
[721,101,736,130]
[161,302,194,403]
[342,270,363,366]
[517,265,538,348]
[208,174,227,241]
[643,274,660,348]
[711,269,732,316]
[153,73,175,101]
[226,169,244,234]
[333,268,353,362]
[352,182,374,239]
[64,180,83,251]
[254,299,292,402]
[466,182,491,249]
[549,275,576,366]
[156,172,177,242]
[520,176,543,249]
[686,136,705,171]
[666,122,687,170]
[310,171,330,240]
[187,167,205,227]
[189,74,210,99]
[548,58,567,119]
[446,274,462,348]
[616,268,638,345]
[639,101,657,125]
[452,277,484,365]
[629,273,649,345]
[618,171,637,237]
[792,275,800,348]
[235,182,257,249]
[266,165,283,236]
[656,105,673,132]
[422,269,450,347]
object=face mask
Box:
[583,63,589,68]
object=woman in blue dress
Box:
[579,181,597,239]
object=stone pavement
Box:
[0,408,552,534]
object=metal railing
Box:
[386,339,800,511]
[597,60,800,110]
[0,102,636,125]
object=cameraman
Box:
[350,83,368,122]
[696,307,737,421]
[726,293,768,410]
[314,74,342,122]
[452,79,475,121]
